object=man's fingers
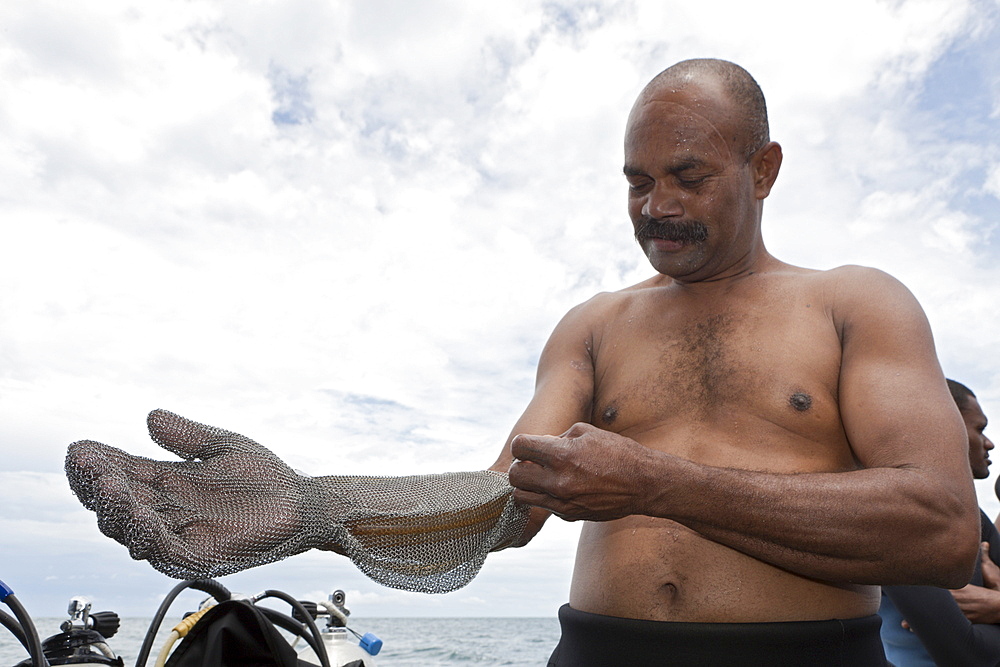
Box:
[509,433,564,466]
[509,456,578,515]
[511,488,574,518]
[511,488,547,506]
[980,541,1000,589]
[559,422,595,439]
[508,457,550,493]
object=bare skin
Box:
[961,396,993,480]
[496,67,979,623]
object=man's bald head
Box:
[639,58,770,162]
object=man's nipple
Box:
[789,392,813,412]
[602,405,619,424]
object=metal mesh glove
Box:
[65,409,529,593]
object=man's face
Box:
[623,83,762,282]
[961,396,993,479]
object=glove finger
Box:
[66,441,210,575]
[69,439,177,484]
[66,440,161,507]
[124,498,212,575]
[146,409,249,460]
[66,440,173,537]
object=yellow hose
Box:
[153,605,216,667]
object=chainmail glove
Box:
[65,409,530,593]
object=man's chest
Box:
[588,295,847,460]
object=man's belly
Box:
[568,516,881,622]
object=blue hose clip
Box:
[359,632,382,656]
[0,579,13,602]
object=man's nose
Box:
[642,184,684,219]
[986,436,994,451]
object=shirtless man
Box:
[497,59,979,664]
[66,60,980,666]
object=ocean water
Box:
[0,615,561,666]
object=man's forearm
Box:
[640,456,978,587]
[510,424,979,586]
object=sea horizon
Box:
[1,615,561,666]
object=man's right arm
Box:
[487,296,602,546]
[62,297,602,585]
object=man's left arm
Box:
[510,268,980,586]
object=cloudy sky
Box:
[1,0,999,625]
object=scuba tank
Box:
[294,591,381,667]
[20,597,122,667]
[5,592,122,667]
[1,577,383,667]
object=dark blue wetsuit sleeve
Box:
[988,510,1000,568]
[884,510,1000,667]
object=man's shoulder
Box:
[564,276,667,317]
[812,263,897,281]
[771,262,893,282]
[810,264,914,301]
[804,265,927,339]
[569,275,667,307]
[551,279,663,336]
[776,263,911,303]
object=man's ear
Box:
[752,141,782,200]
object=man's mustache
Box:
[634,217,709,244]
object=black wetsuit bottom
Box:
[547,604,888,666]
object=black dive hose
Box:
[0,579,49,667]
[256,606,329,667]
[0,608,29,655]
[257,590,331,667]
[133,579,232,667]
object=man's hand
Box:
[65,409,318,579]
[950,584,1000,624]
[979,541,1000,590]
[507,423,657,521]
[950,542,1000,624]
